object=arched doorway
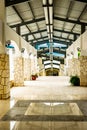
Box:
[5,40,21,87]
[46,68,59,76]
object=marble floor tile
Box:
[25,102,83,116]
[0,76,87,129]
[10,121,87,130]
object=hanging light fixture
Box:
[43,0,53,69]
[43,7,49,24]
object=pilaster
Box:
[14,57,24,86]
[80,56,87,86]
[24,58,31,80]
[0,54,10,99]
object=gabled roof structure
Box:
[5,0,87,68]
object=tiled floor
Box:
[0,76,87,130]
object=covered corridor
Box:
[0,0,87,129]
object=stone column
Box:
[66,56,87,86]
[0,1,10,99]
[67,58,80,76]
[59,64,64,76]
[14,57,24,86]
[30,55,35,75]
[39,64,45,76]
[24,58,31,81]
[0,54,10,99]
[80,56,87,86]
[38,57,43,75]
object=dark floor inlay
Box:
[77,101,87,116]
[1,100,87,121]
[2,115,87,121]
[14,100,30,107]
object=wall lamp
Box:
[21,48,25,53]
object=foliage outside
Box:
[70,75,80,86]
[31,74,38,80]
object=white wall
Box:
[73,36,81,58]
[67,43,74,58]
[5,25,20,48]
[5,25,37,56]
[66,30,87,58]
[82,31,87,50]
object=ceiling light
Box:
[51,33,53,39]
[48,33,50,39]
[50,54,53,61]
[49,0,53,4]
[43,0,47,5]
[49,7,53,24]
[47,25,50,33]
[43,7,49,24]
[50,25,53,33]
[44,60,51,64]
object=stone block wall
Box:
[68,58,80,76]
[66,57,87,86]
[24,58,31,81]
[39,69,46,76]
[0,54,10,99]
[30,57,37,76]
[80,56,87,86]
[39,64,45,76]
[30,58,34,75]
[14,57,24,86]
[59,64,64,76]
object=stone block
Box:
[24,58,31,81]
[4,87,10,93]
[2,70,9,78]
[0,61,1,66]
[5,62,9,69]
[80,56,87,86]
[80,82,87,87]
[10,80,14,87]
[0,54,10,99]
[0,70,2,75]
[0,89,3,94]
[0,63,5,69]
[5,55,9,61]
[0,94,2,99]
[14,57,24,86]
[4,78,9,86]
[67,58,80,76]
[0,54,5,59]
[1,78,4,85]
[0,84,3,89]
[1,92,10,99]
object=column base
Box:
[0,92,10,99]
[14,83,24,87]
[80,81,87,87]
